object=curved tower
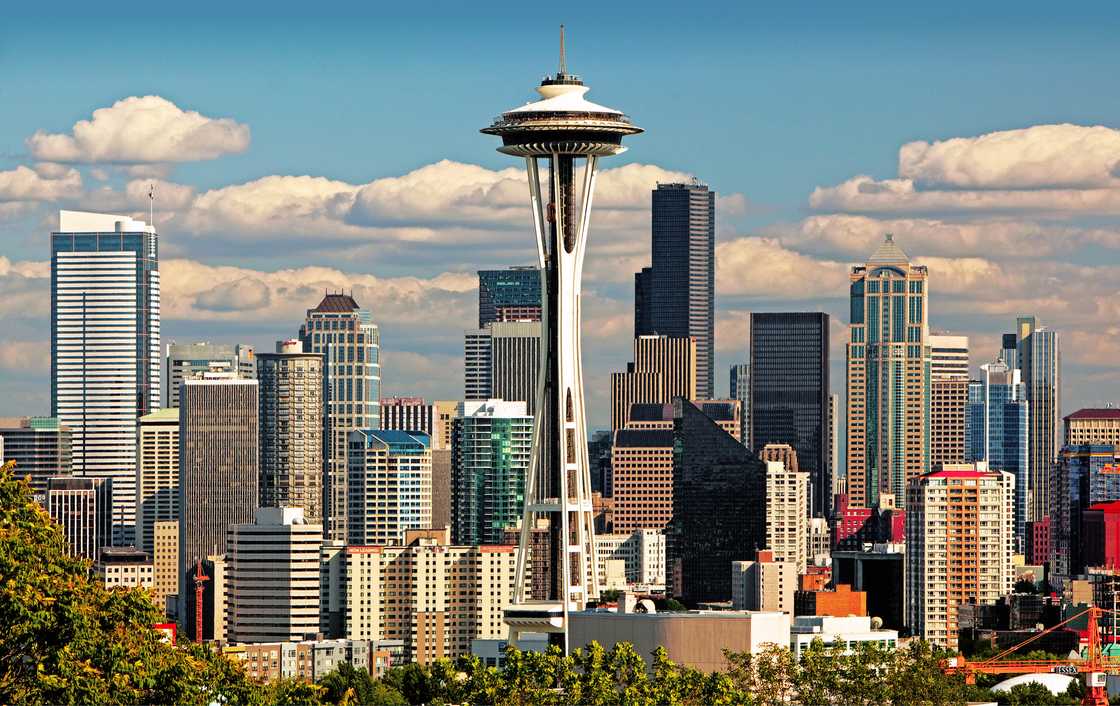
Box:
[481,28,642,651]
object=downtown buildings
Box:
[0,416,71,502]
[1014,317,1061,523]
[51,210,160,545]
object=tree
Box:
[997,681,1064,705]
[1014,578,1039,594]
[319,661,406,705]
[0,460,270,705]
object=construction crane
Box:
[193,559,210,644]
[942,605,1120,705]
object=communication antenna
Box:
[559,25,566,75]
[148,183,155,229]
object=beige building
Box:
[320,528,517,663]
[930,335,969,470]
[732,551,797,613]
[1065,409,1120,447]
[95,546,154,591]
[226,507,324,645]
[569,609,790,673]
[906,463,1014,649]
[807,517,831,564]
[594,529,666,590]
[152,519,179,613]
[136,408,179,555]
[258,341,324,521]
[846,234,930,508]
[764,455,809,573]
[611,429,674,534]
[610,336,697,431]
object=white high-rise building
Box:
[906,463,1014,649]
[227,507,324,644]
[594,529,666,590]
[51,210,160,545]
[765,460,809,573]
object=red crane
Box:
[942,606,1120,705]
[193,559,209,644]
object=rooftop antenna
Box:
[559,24,566,75]
[148,183,155,229]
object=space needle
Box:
[482,27,642,651]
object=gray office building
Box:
[463,321,541,415]
[637,181,715,399]
[165,341,256,408]
[0,416,72,502]
[729,364,750,448]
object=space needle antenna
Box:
[559,25,566,75]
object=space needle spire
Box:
[482,29,642,652]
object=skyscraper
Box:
[1051,445,1120,585]
[136,407,179,555]
[164,341,255,408]
[178,376,259,639]
[729,363,750,447]
[640,181,715,399]
[451,400,532,545]
[610,335,697,431]
[929,334,970,470]
[464,322,541,414]
[906,463,1014,650]
[965,360,1029,551]
[762,453,809,573]
[1016,317,1061,522]
[0,416,71,503]
[633,266,653,338]
[749,312,829,516]
[299,293,382,542]
[258,340,324,521]
[346,429,432,546]
[477,266,541,328]
[52,210,160,545]
[845,234,930,508]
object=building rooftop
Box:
[866,233,910,265]
[58,210,155,234]
[1065,408,1120,421]
[140,408,179,423]
[309,292,361,313]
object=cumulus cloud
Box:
[0,165,82,202]
[26,95,250,164]
[715,237,848,298]
[899,124,1120,190]
[0,341,49,373]
[810,124,1120,216]
[195,277,272,311]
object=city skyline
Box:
[5,6,1120,432]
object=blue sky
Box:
[3,1,1120,427]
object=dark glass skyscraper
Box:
[638,182,715,398]
[477,266,541,328]
[667,400,766,605]
[749,312,830,516]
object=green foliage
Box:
[318,661,406,705]
[662,598,687,612]
[995,680,1079,705]
[599,588,622,603]
[1013,578,1039,594]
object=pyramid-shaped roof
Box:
[867,233,910,265]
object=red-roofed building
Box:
[1064,408,1120,448]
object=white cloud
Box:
[0,165,82,202]
[715,237,848,298]
[0,341,48,373]
[899,124,1120,190]
[26,95,250,164]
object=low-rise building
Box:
[794,583,867,617]
[569,609,790,672]
[222,639,375,682]
[789,615,898,658]
[731,550,796,613]
[95,546,153,591]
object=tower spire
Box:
[559,24,566,75]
